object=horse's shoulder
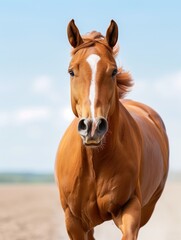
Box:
[55,118,81,177]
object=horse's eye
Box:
[112,69,118,77]
[68,70,75,77]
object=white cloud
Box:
[0,107,50,126]
[0,112,9,126]
[15,107,50,123]
[33,75,52,94]
[61,106,74,123]
[32,75,59,103]
[154,71,181,98]
[32,75,69,105]
[130,71,181,101]
[0,105,75,129]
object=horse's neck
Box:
[84,96,129,159]
[107,97,129,146]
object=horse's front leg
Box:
[65,208,88,240]
[113,196,141,240]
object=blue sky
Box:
[0,0,181,172]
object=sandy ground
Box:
[0,181,180,240]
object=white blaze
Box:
[86,54,100,118]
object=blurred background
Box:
[0,0,181,239]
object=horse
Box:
[55,19,169,240]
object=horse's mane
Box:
[71,31,133,99]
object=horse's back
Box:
[122,99,169,208]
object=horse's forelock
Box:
[71,31,112,55]
[83,31,104,41]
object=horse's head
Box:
[67,20,132,147]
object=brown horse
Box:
[55,20,169,240]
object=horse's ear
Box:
[67,19,83,48]
[106,20,118,48]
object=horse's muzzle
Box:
[78,117,108,147]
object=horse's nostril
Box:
[78,118,107,139]
[97,118,108,134]
[78,119,87,131]
[78,118,92,137]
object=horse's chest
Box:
[96,178,132,216]
[64,174,131,227]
